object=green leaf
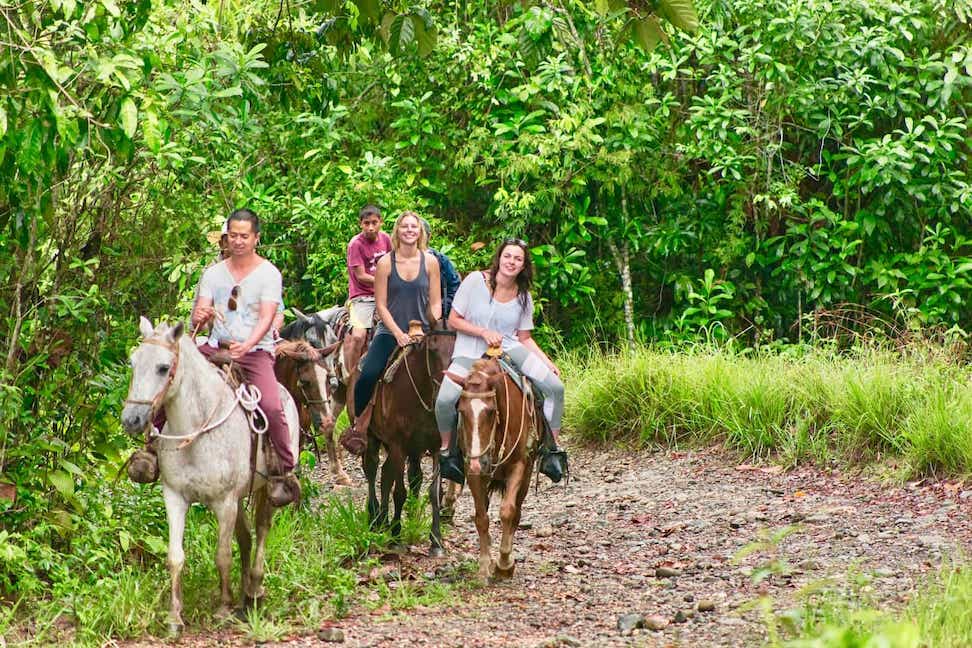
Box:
[101,0,121,17]
[413,16,437,57]
[119,97,137,138]
[389,14,415,55]
[356,0,380,25]
[633,16,668,51]
[48,470,74,498]
[593,0,610,15]
[658,0,699,33]
[0,107,6,137]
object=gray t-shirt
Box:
[198,260,282,352]
[451,272,533,359]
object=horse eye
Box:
[157,364,171,375]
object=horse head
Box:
[121,316,184,435]
[458,358,503,477]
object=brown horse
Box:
[274,340,352,486]
[457,357,541,580]
[278,313,353,486]
[364,326,456,556]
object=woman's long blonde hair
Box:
[391,211,428,252]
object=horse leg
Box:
[441,480,462,521]
[428,452,445,558]
[327,401,352,486]
[495,463,528,579]
[389,457,408,551]
[407,455,422,498]
[162,486,189,637]
[364,437,381,525]
[378,450,399,537]
[470,478,493,581]
[212,497,239,619]
[243,489,273,608]
[234,500,253,607]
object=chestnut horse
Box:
[278,309,352,486]
[273,340,352,486]
[365,326,455,555]
[457,357,541,580]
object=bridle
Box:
[125,335,268,447]
[123,337,181,413]
[386,328,456,412]
[459,363,533,476]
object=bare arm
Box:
[426,252,442,322]
[352,264,376,287]
[448,306,503,347]
[517,330,560,376]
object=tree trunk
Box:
[607,238,635,352]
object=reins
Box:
[459,362,533,475]
[125,334,268,449]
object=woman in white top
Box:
[434,239,567,484]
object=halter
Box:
[459,364,534,476]
[123,338,181,412]
[125,335,268,448]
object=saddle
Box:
[206,344,267,433]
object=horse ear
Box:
[139,316,154,338]
[167,321,185,343]
[292,307,312,323]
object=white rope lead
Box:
[151,384,268,442]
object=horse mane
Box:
[275,339,316,360]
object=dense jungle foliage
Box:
[0,0,969,622]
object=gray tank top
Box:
[377,250,430,335]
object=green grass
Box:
[789,563,972,647]
[3,485,466,646]
[563,345,972,478]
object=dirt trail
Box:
[151,445,972,647]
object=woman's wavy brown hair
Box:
[487,239,533,313]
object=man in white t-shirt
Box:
[131,209,299,506]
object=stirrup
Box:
[339,425,367,456]
[538,446,568,484]
[439,448,465,486]
[127,447,159,484]
[268,473,301,507]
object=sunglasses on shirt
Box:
[228,285,240,311]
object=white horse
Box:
[120,317,299,637]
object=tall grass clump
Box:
[563,344,972,477]
[791,563,972,647]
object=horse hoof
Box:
[167,622,184,638]
[387,542,408,554]
[429,546,446,559]
[493,562,516,580]
[333,472,352,487]
[215,605,234,622]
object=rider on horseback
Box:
[128,209,300,506]
[340,205,393,453]
[434,238,568,485]
[343,211,443,454]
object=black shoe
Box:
[439,448,465,486]
[538,446,568,484]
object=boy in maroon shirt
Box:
[341,205,392,452]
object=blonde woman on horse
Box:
[434,238,567,484]
[342,211,442,454]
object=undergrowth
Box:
[563,344,972,478]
